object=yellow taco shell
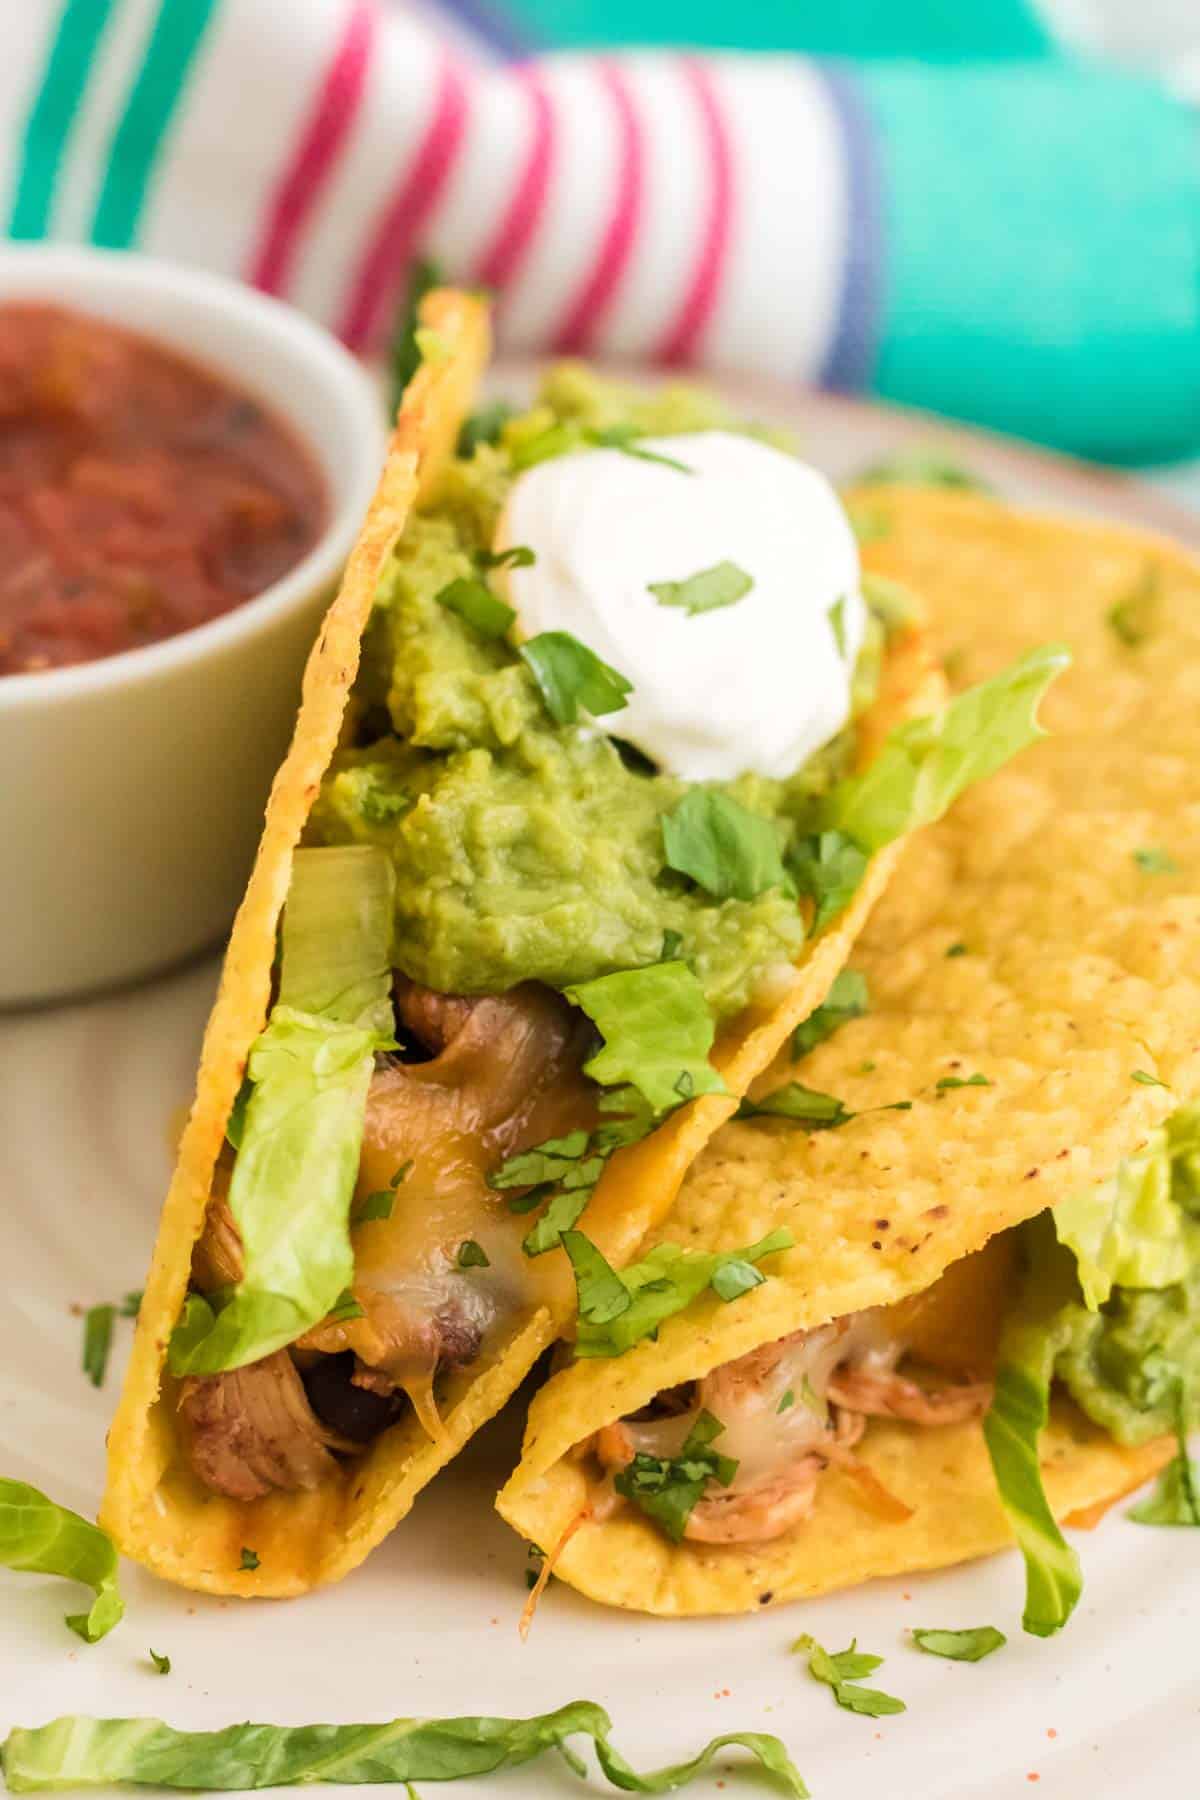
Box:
[497,490,1200,1614]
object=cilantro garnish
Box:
[1133,847,1179,875]
[788,830,868,935]
[478,544,535,572]
[585,423,694,472]
[509,419,695,475]
[858,447,990,493]
[353,1161,410,1225]
[945,942,968,958]
[1132,1070,1167,1088]
[792,970,868,1058]
[457,398,517,456]
[828,596,848,657]
[239,1548,260,1572]
[1106,564,1161,648]
[911,1626,1006,1662]
[435,576,516,641]
[563,1227,793,1359]
[648,561,753,617]
[792,1634,905,1717]
[148,1648,171,1675]
[120,1292,142,1317]
[660,928,684,962]
[738,1084,854,1128]
[614,1412,738,1542]
[936,1073,991,1091]
[327,1290,364,1323]
[456,1239,490,1270]
[520,631,632,724]
[662,791,790,903]
[81,1304,115,1389]
[491,1091,656,1256]
[386,257,442,416]
[777,1389,795,1413]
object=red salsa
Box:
[0,303,327,675]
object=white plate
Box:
[2,391,1198,1799]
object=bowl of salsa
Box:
[0,246,387,1006]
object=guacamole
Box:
[310,368,882,1020]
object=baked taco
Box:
[497,491,1200,1632]
[102,299,1061,1597]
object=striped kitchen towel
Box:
[3,0,1199,461]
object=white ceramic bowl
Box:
[0,247,386,1008]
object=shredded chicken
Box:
[178,1351,352,1502]
[592,1311,990,1547]
[191,1194,243,1290]
[826,1366,991,1426]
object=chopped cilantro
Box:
[435,576,515,641]
[119,1292,142,1317]
[387,257,442,415]
[828,596,848,657]
[585,423,694,472]
[777,1389,795,1413]
[792,970,868,1058]
[327,1290,364,1323]
[520,630,632,725]
[491,1091,657,1256]
[660,928,684,962]
[662,791,789,903]
[477,544,536,572]
[936,1073,991,1090]
[911,1626,1006,1662]
[788,830,868,935]
[354,1191,395,1225]
[81,1305,115,1388]
[792,1634,905,1718]
[1133,847,1179,875]
[148,1649,171,1675]
[1132,1070,1167,1088]
[239,1548,259,1572]
[564,1227,793,1358]
[457,398,517,456]
[738,1084,854,1129]
[1107,564,1161,648]
[456,1239,490,1270]
[648,561,753,617]
[945,942,968,958]
[614,1411,738,1542]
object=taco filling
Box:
[579,1108,1200,1561]
[165,367,915,1502]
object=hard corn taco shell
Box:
[497,490,1200,1615]
[100,307,938,1596]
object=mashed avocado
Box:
[310,368,882,1019]
[1024,1106,1200,1443]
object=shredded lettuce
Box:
[0,1707,808,1797]
[982,1222,1086,1637]
[565,963,727,1116]
[564,1227,793,1358]
[828,644,1070,853]
[0,1480,123,1644]
[168,848,395,1377]
[1054,1105,1200,1309]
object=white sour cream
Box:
[495,430,866,782]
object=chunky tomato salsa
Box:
[0,303,326,675]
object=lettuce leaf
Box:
[564,1228,793,1359]
[0,1706,808,1797]
[565,963,726,1116]
[982,1222,1084,1637]
[0,1480,123,1644]
[828,644,1070,853]
[169,848,395,1377]
[1054,1105,1200,1310]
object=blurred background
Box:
[1,0,1197,470]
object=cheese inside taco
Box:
[497,491,1200,1627]
[102,301,1065,1598]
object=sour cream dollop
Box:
[495,430,866,782]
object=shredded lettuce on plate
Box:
[169,848,396,1377]
[0,1706,808,1796]
[0,1480,123,1644]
